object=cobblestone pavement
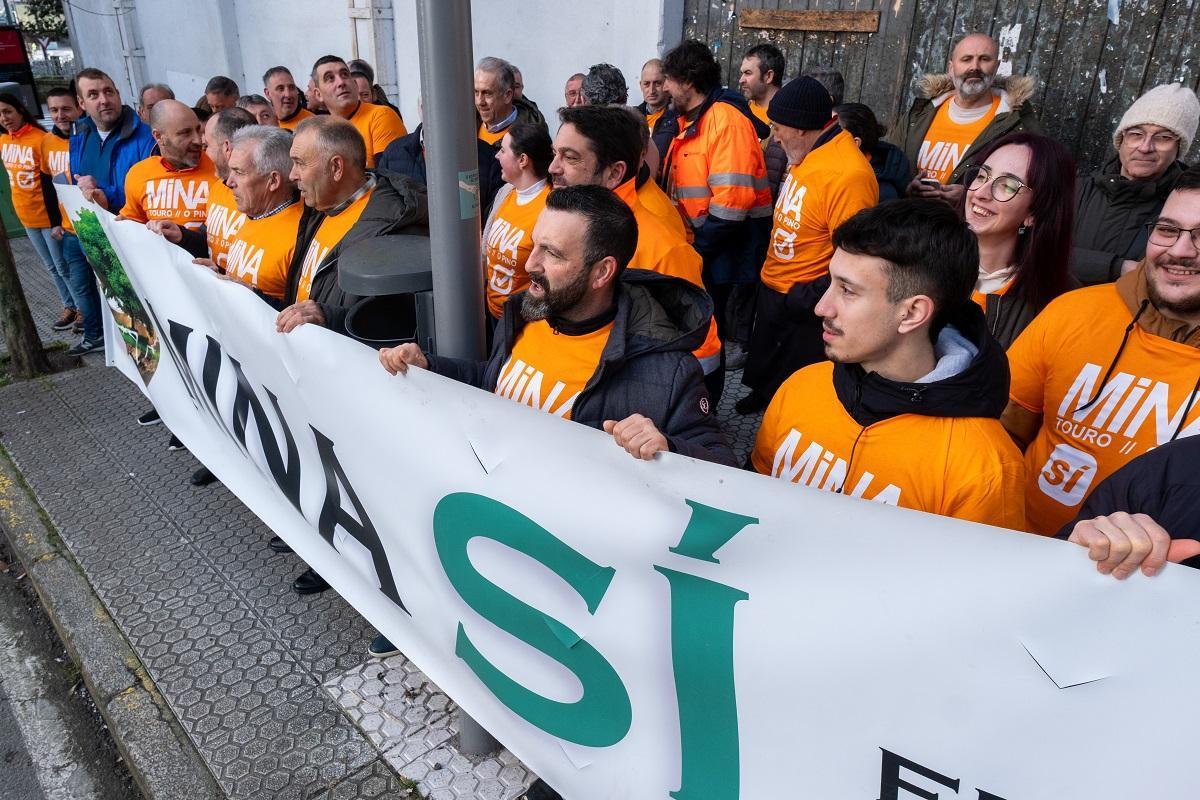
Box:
[0,240,762,799]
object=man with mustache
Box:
[895,33,1039,205]
[750,199,1025,530]
[1003,167,1200,536]
[379,184,733,468]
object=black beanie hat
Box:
[767,76,834,130]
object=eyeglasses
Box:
[1123,128,1180,149]
[967,165,1030,202]
[1147,222,1200,249]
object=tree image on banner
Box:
[72,208,160,382]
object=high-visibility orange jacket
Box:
[659,89,772,284]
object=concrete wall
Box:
[63,0,682,136]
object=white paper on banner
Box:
[56,185,1200,800]
[997,23,1021,77]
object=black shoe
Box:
[268,536,293,554]
[292,568,330,595]
[66,338,104,356]
[167,435,187,451]
[734,391,769,415]
[189,467,218,486]
[137,408,161,426]
[521,780,564,800]
[367,634,400,658]
[729,393,768,417]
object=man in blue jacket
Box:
[65,67,156,355]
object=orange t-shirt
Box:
[1008,282,1200,535]
[916,96,1000,184]
[637,178,689,242]
[749,100,770,127]
[478,123,508,147]
[205,179,247,270]
[120,152,218,229]
[347,103,407,167]
[224,200,303,300]
[1,124,52,228]
[495,319,613,420]
[615,179,721,363]
[484,182,549,318]
[752,361,1027,529]
[40,131,73,233]
[645,108,665,133]
[278,107,315,132]
[760,130,878,293]
[295,186,373,302]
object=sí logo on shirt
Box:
[1054,362,1200,449]
[770,429,901,504]
[144,178,210,216]
[1,143,37,189]
[1037,443,1098,507]
[494,357,580,418]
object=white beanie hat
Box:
[1113,83,1200,154]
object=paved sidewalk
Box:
[0,238,762,799]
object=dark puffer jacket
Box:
[1071,156,1187,285]
[376,124,504,219]
[892,73,1040,185]
[426,269,735,466]
[284,170,428,334]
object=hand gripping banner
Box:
[58,186,1200,799]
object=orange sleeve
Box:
[119,163,147,222]
[1006,303,1052,414]
[824,168,879,234]
[373,107,408,153]
[750,376,796,474]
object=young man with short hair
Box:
[752,199,1026,530]
[311,55,407,167]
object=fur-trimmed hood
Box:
[916,73,1037,112]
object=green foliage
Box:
[17,0,67,57]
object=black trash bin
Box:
[338,235,436,352]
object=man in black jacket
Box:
[1059,436,1200,578]
[277,115,427,336]
[379,184,734,467]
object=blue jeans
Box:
[62,233,102,342]
[24,226,74,309]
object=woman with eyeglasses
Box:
[1072,83,1198,286]
[961,131,1077,348]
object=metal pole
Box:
[414,0,486,360]
[414,0,494,756]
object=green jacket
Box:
[892,73,1040,185]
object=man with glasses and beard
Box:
[1003,167,1200,536]
[378,184,733,467]
[894,33,1039,205]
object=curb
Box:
[0,443,225,800]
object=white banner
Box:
[61,186,1200,799]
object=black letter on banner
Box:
[878,749,960,799]
[977,792,1008,799]
[165,319,225,430]
[228,357,301,511]
[312,427,408,614]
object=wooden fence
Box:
[683,0,1200,174]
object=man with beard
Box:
[895,33,1039,204]
[378,184,732,467]
[118,100,217,230]
[1003,167,1200,536]
[264,66,314,131]
[751,199,1025,529]
[311,55,407,167]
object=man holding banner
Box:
[752,199,1026,529]
[379,184,732,467]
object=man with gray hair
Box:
[564,72,585,107]
[276,114,428,602]
[581,63,628,106]
[137,82,174,124]
[475,55,546,147]
[894,32,1038,203]
[236,94,278,127]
